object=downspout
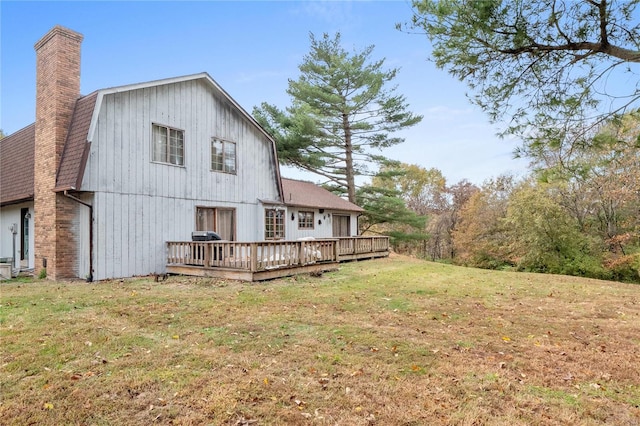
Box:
[63,190,93,282]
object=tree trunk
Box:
[342,112,356,203]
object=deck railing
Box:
[336,236,389,256]
[166,236,389,274]
[167,239,339,272]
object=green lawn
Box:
[1,256,639,425]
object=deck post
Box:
[299,241,306,265]
[204,244,210,268]
[250,243,257,272]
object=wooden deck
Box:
[166,236,389,281]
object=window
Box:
[196,207,236,241]
[211,138,236,174]
[153,124,184,166]
[265,209,285,240]
[298,211,314,229]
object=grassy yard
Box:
[1,255,639,425]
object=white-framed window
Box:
[211,138,236,174]
[265,208,285,240]
[298,211,314,229]
[152,123,184,166]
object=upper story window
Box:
[153,124,184,166]
[211,138,236,174]
[298,211,314,229]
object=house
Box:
[0,25,364,281]
[281,178,362,240]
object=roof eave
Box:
[1,195,34,208]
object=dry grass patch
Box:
[1,256,639,425]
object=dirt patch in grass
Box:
[1,257,639,425]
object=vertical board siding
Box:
[0,203,35,269]
[76,195,90,279]
[284,208,360,241]
[82,78,281,280]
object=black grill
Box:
[191,231,222,241]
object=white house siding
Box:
[80,78,280,280]
[284,207,360,240]
[285,207,334,240]
[76,193,92,280]
[0,203,34,269]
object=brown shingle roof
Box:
[282,178,364,212]
[0,124,35,206]
[55,92,97,191]
[0,92,96,205]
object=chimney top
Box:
[34,25,83,51]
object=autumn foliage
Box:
[376,113,640,283]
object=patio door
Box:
[332,215,350,237]
[196,207,235,241]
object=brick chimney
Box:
[34,26,83,280]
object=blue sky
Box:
[1,0,529,185]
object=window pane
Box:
[211,139,223,171]
[298,211,314,229]
[224,142,236,173]
[275,210,284,238]
[169,129,184,166]
[217,209,235,241]
[153,125,183,165]
[153,125,168,163]
[265,209,282,239]
[196,208,215,231]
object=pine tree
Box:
[254,32,422,203]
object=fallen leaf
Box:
[350,369,363,377]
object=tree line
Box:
[255,1,640,283]
[373,110,639,282]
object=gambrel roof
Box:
[55,92,98,191]
[1,73,285,204]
